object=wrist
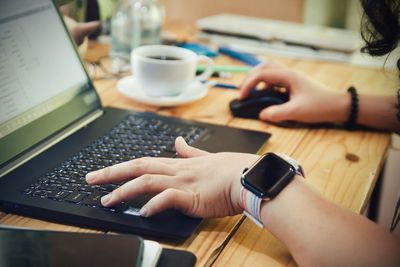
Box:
[327,91,351,123]
[232,170,249,214]
[231,154,260,215]
[260,175,308,231]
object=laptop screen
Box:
[0,0,101,167]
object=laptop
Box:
[0,0,270,240]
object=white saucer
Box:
[117,76,208,107]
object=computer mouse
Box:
[229,89,289,119]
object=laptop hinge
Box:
[0,109,104,177]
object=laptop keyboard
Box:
[21,114,205,213]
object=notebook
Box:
[0,0,270,240]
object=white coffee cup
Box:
[131,45,214,97]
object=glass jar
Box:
[110,0,164,60]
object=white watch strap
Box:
[241,153,304,228]
[241,186,265,228]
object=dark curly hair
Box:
[360,0,400,121]
[360,0,400,71]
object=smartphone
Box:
[0,226,143,267]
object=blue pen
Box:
[218,47,262,66]
[211,82,238,90]
[209,82,258,93]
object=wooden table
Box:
[0,36,397,266]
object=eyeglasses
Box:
[85,56,130,80]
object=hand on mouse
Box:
[86,137,259,218]
[239,62,350,123]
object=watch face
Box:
[242,153,296,198]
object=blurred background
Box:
[61,0,363,35]
[159,0,361,30]
[79,0,363,31]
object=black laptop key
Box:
[64,192,89,203]
[59,184,79,192]
[48,190,70,200]
[77,185,95,193]
[80,192,107,207]
[68,179,81,184]
[22,188,33,195]
[99,184,118,193]
[47,179,62,184]
[32,190,48,197]
[38,183,59,191]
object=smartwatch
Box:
[240,153,304,228]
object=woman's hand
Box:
[86,137,259,218]
[240,62,350,123]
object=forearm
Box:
[260,176,400,267]
[358,94,400,133]
[334,93,399,133]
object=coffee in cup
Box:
[131,45,213,97]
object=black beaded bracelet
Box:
[345,86,359,129]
